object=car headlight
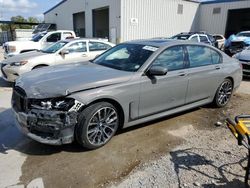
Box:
[30,98,79,111]
[10,61,28,66]
[8,46,16,52]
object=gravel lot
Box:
[0,48,250,188]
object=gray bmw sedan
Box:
[12,39,242,149]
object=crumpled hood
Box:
[225,35,250,48]
[2,51,49,64]
[15,62,133,98]
[232,36,250,44]
[236,49,250,61]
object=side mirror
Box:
[147,66,168,76]
[60,49,69,55]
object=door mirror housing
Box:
[147,66,168,76]
[60,49,69,55]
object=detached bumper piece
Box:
[16,109,78,145]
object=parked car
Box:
[1,38,114,82]
[171,32,218,47]
[213,34,226,50]
[3,30,77,59]
[224,31,250,56]
[12,39,242,149]
[233,47,250,77]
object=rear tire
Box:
[75,102,119,149]
[213,78,233,107]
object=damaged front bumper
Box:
[13,109,79,145]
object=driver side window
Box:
[152,46,185,71]
[66,42,87,53]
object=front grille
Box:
[12,87,28,112]
[242,64,250,70]
[1,63,7,78]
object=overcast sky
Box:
[0,0,61,21]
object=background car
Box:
[170,32,218,47]
[224,31,250,56]
[213,34,226,50]
[233,47,250,77]
[3,30,77,59]
[12,39,242,149]
[1,38,114,82]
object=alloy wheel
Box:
[87,107,118,146]
[217,80,233,106]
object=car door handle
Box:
[215,66,221,70]
[82,54,87,57]
[178,72,186,77]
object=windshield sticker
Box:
[143,46,158,52]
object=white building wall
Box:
[83,0,121,41]
[44,0,121,42]
[120,0,200,42]
[44,0,85,30]
[199,1,250,35]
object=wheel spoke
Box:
[87,106,118,146]
[217,80,232,106]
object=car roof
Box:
[62,38,110,43]
[125,39,209,48]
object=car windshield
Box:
[31,33,46,42]
[171,34,190,40]
[236,32,250,37]
[41,41,68,53]
[92,43,157,72]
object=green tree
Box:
[27,17,39,24]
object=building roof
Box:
[44,0,248,15]
[186,0,248,4]
[44,0,67,14]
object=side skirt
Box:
[123,98,212,128]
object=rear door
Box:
[185,45,223,103]
[139,45,189,117]
[88,41,112,60]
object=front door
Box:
[55,41,88,64]
[139,46,188,117]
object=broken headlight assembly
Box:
[30,98,83,112]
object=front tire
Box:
[75,102,119,149]
[213,78,233,107]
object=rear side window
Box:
[199,36,209,43]
[46,33,61,42]
[189,36,199,42]
[210,49,221,64]
[89,42,111,51]
[152,46,185,71]
[214,35,223,40]
[187,45,221,67]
